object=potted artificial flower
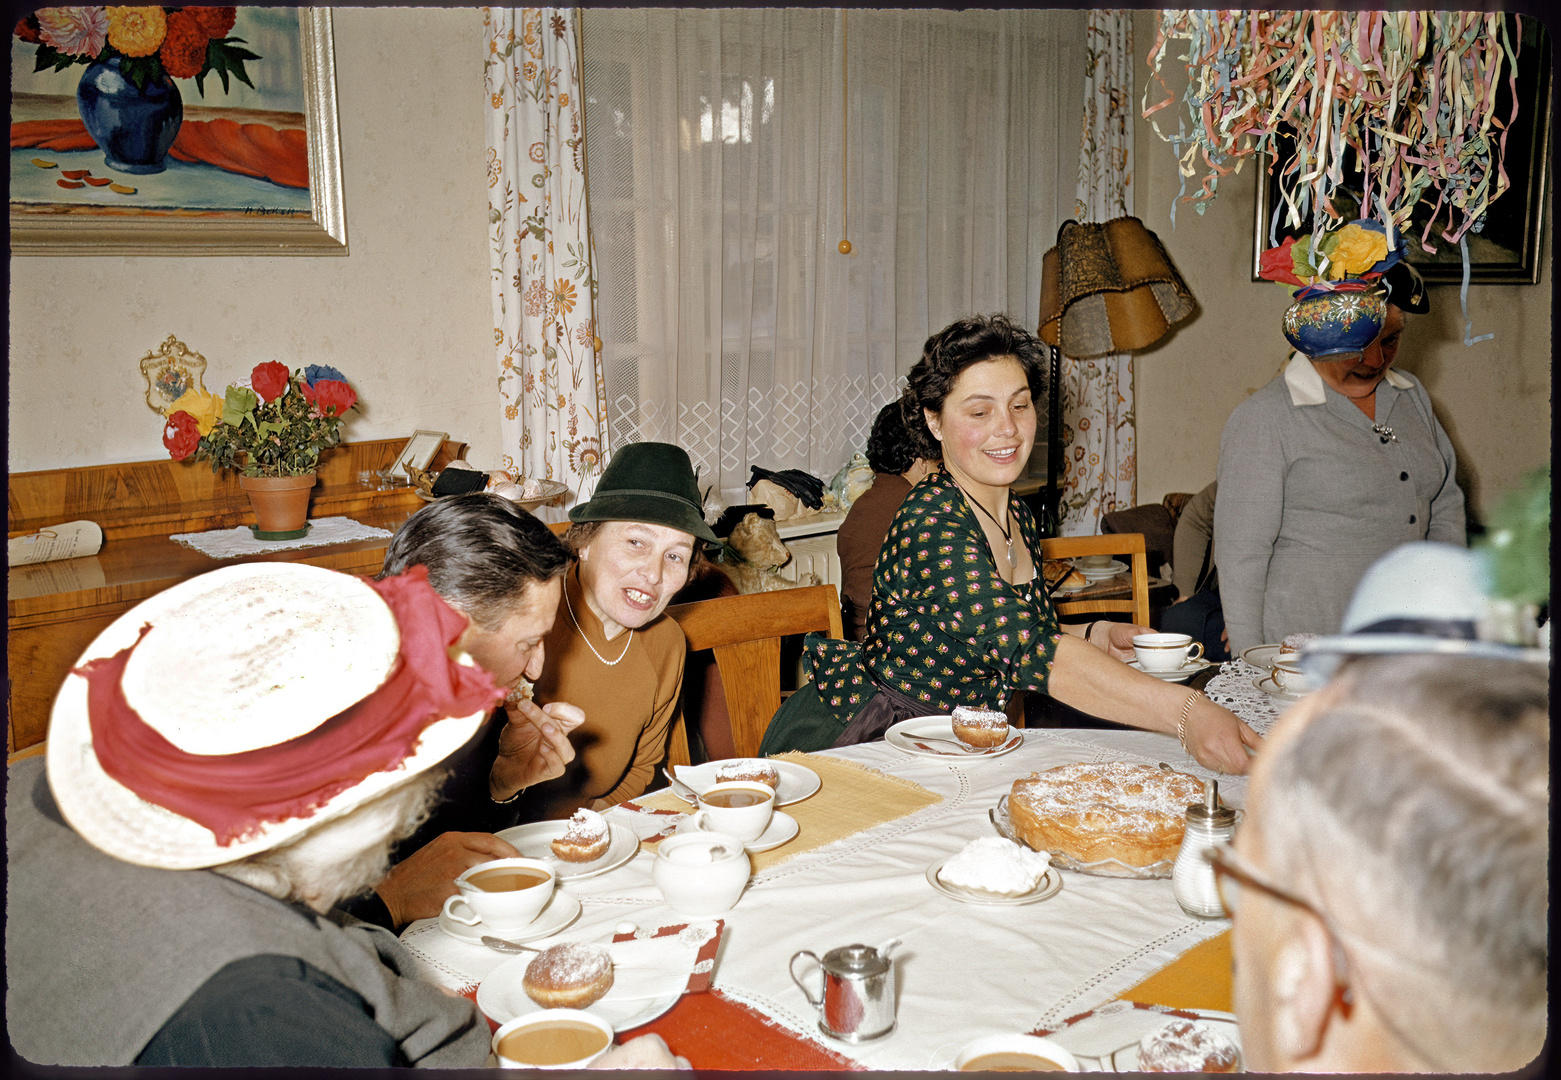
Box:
[162,362,358,538]
[14,6,260,174]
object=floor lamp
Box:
[1036,216,1197,536]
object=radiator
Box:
[778,532,842,589]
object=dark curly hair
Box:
[865,399,925,475]
[902,314,1047,455]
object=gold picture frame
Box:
[138,335,209,414]
[10,8,346,256]
[391,430,450,481]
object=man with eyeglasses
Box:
[1220,544,1547,1072]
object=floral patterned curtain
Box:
[1059,10,1136,536]
[485,8,605,521]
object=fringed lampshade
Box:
[1033,216,1197,535]
[1038,216,1196,358]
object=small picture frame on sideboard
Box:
[385,430,448,485]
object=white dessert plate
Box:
[436,889,581,946]
[1052,580,1088,595]
[674,810,798,853]
[925,857,1062,906]
[494,821,639,882]
[673,759,820,806]
[1126,658,1213,683]
[1078,559,1128,581]
[1036,1000,1242,1072]
[885,715,1022,759]
[1239,643,1282,670]
[1253,675,1305,703]
[476,950,679,1032]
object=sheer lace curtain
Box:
[580,8,1085,507]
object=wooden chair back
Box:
[1039,533,1151,626]
[665,584,844,763]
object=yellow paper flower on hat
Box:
[1324,224,1389,280]
[168,387,224,436]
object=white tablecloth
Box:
[401,725,1250,1070]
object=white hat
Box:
[1302,542,1548,682]
[46,562,502,870]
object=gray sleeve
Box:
[1171,480,1217,596]
[1423,393,1466,545]
[1215,397,1286,655]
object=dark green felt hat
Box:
[568,442,719,544]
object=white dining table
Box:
[399,672,1290,1071]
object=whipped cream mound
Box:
[938,837,1052,896]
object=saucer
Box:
[436,889,581,946]
[925,857,1062,906]
[675,810,798,853]
[1240,643,1283,670]
[1078,559,1127,581]
[1253,675,1306,703]
[1127,658,1212,683]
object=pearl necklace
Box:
[564,582,635,666]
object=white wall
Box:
[1129,10,1552,523]
[8,7,500,473]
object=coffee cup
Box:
[1271,657,1312,694]
[953,1033,1079,1072]
[687,780,774,843]
[1132,632,1203,672]
[442,857,555,934]
[652,830,751,915]
[493,1008,614,1069]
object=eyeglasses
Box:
[1204,842,1449,1070]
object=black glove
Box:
[747,466,826,509]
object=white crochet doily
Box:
[171,516,393,559]
[1203,660,1292,735]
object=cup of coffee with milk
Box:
[686,780,774,842]
[441,856,555,933]
[493,1008,614,1069]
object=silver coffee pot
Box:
[789,937,900,1042]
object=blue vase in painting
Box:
[76,56,183,175]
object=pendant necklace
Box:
[952,476,1015,565]
[1372,395,1399,444]
[565,582,634,666]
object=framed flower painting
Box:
[10,7,345,255]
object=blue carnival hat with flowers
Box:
[1259,219,1414,358]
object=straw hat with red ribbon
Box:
[45,562,505,870]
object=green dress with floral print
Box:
[801,470,1063,730]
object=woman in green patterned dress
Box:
[761,314,1263,774]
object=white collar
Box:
[1283,351,1413,406]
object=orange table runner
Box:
[1115,929,1233,1013]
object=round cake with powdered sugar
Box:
[1277,632,1318,658]
[550,808,610,862]
[522,942,614,1008]
[951,705,1009,748]
[1136,1019,1240,1072]
[1008,762,1202,869]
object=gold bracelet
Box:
[1177,690,1206,752]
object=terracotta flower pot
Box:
[239,473,316,539]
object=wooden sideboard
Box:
[6,438,480,755]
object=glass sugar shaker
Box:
[1172,778,1237,918]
